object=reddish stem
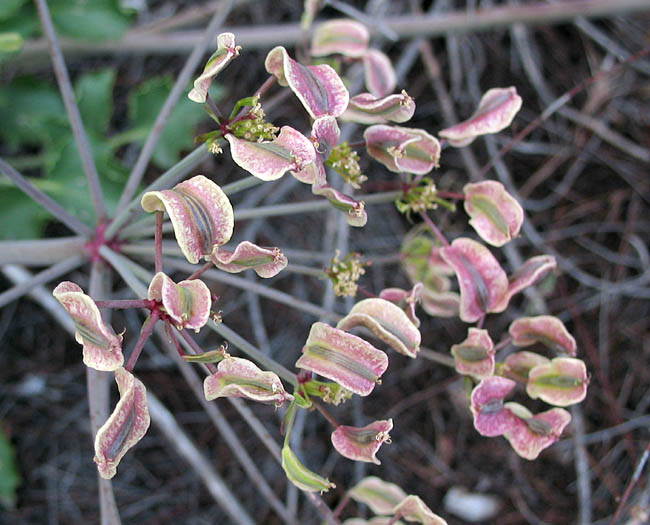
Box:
[331,495,350,520]
[125,310,161,372]
[154,211,163,274]
[386,515,402,525]
[476,315,486,329]
[95,299,156,310]
[494,336,512,352]
[205,93,223,119]
[255,75,277,99]
[436,190,465,200]
[187,261,213,280]
[164,318,186,357]
[357,286,378,299]
[311,398,340,429]
[419,211,450,247]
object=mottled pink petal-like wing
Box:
[470,376,518,437]
[509,315,577,356]
[337,298,421,358]
[312,183,367,227]
[311,116,340,158]
[379,283,422,328]
[331,419,392,464]
[349,476,408,516]
[211,241,287,278]
[141,175,234,264]
[527,357,588,407]
[364,125,440,175]
[226,126,316,181]
[503,351,550,383]
[53,282,124,371]
[503,405,571,460]
[204,357,292,406]
[393,495,448,525]
[420,288,460,318]
[363,49,397,98]
[439,86,522,147]
[149,272,211,330]
[463,181,524,247]
[451,328,495,380]
[94,368,150,479]
[439,238,509,323]
[506,255,557,302]
[296,322,388,396]
[342,91,415,125]
[311,19,369,57]
[188,33,240,103]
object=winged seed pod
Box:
[265,46,349,119]
[363,49,397,98]
[379,283,422,328]
[204,356,292,406]
[225,125,316,181]
[505,255,557,303]
[451,328,495,380]
[439,87,522,147]
[364,125,441,175]
[93,368,150,479]
[331,419,393,464]
[349,476,408,515]
[337,298,421,358]
[463,181,524,247]
[470,376,518,437]
[392,495,448,525]
[53,282,124,371]
[211,241,287,278]
[188,32,240,103]
[296,322,388,396]
[502,402,571,460]
[509,315,577,355]
[502,351,550,383]
[141,175,233,264]
[311,19,369,58]
[147,272,211,331]
[341,91,416,125]
[526,357,588,407]
[281,445,335,492]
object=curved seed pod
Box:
[349,476,408,515]
[204,357,292,407]
[337,298,421,358]
[363,49,397,98]
[331,419,392,464]
[526,357,588,407]
[211,241,287,278]
[439,87,522,147]
[311,19,369,57]
[509,315,577,356]
[312,182,368,227]
[470,376,517,437]
[379,283,422,328]
[296,322,388,396]
[226,125,316,181]
[342,91,415,125]
[188,33,240,103]
[265,46,349,119]
[281,445,335,492]
[463,181,524,247]
[393,495,449,525]
[364,125,441,175]
[439,238,509,323]
[148,272,211,331]
[503,402,571,460]
[506,255,556,302]
[451,328,495,380]
[502,351,550,383]
[141,175,234,264]
[53,282,123,371]
[94,368,150,479]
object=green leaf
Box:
[50,0,132,42]
[75,69,115,136]
[0,0,27,21]
[0,425,20,509]
[128,76,213,169]
[0,187,49,240]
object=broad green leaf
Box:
[0,426,20,509]
[128,76,211,169]
[0,0,27,21]
[76,69,116,136]
[50,0,132,42]
[0,187,49,240]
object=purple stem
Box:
[187,262,213,280]
[125,310,161,372]
[95,299,154,310]
[419,211,450,247]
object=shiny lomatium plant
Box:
[43,11,590,525]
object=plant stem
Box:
[0,255,85,308]
[116,0,236,211]
[187,262,213,280]
[34,0,106,221]
[418,346,455,368]
[105,144,210,240]
[98,246,148,297]
[154,211,163,274]
[94,299,154,310]
[311,399,340,429]
[419,211,450,247]
[0,158,92,237]
[125,311,161,372]
[436,190,465,200]
[0,237,86,265]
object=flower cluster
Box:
[325,250,367,297]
